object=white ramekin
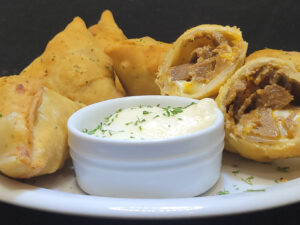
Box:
[68,96,224,198]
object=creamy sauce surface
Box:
[83,98,218,140]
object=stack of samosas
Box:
[2,9,300,179]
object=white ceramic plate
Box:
[0,152,300,219]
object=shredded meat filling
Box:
[170,33,231,83]
[256,84,293,108]
[239,108,280,139]
[226,65,300,140]
[190,46,215,63]
[170,64,190,81]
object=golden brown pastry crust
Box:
[156,24,248,99]
[89,10,127,51]
[0,16,127,178]
[0,76,83,178]
[106,37,172,95]
[20,17,123,105]
[216,57,300,161]
[247,49,300,71]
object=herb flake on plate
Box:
[241,176,254,185]
[217,190,230,195]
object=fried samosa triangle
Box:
[156,25,248,99]
[216,57,300,162]
[20,17,124,105]
[106,37,172,95]
[89,10,127,50]
[0,75,83,178]
[88,10,127,95]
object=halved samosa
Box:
[156,25,248,99]
[216,57,300,161]
[246,48,300,71]
[89,10,127,50]
[0,75,83,178]
[106,37,172,95]
[20,17,123,105]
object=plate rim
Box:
[0,174,299,219]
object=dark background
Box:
[1,0,300,76]
[0,0,300,224]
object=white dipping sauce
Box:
[84,98,218,140]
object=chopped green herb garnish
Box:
[104,114,113,123]
[277,166,290,173]
[103,109,123,126]
[244,189,265,192]
[88,123,103,135]
[232,170,239,176]
[161,103,194,118]
[82,128,88,133]
[83,122,110,135]
[163,106,171,117]
[134,117,146,126]
[170,107,183,115]
[241,176,254,185]
[82,101,200,139]
[183,102,196,108]
[106,117,115,126]
[217,190,230,195]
